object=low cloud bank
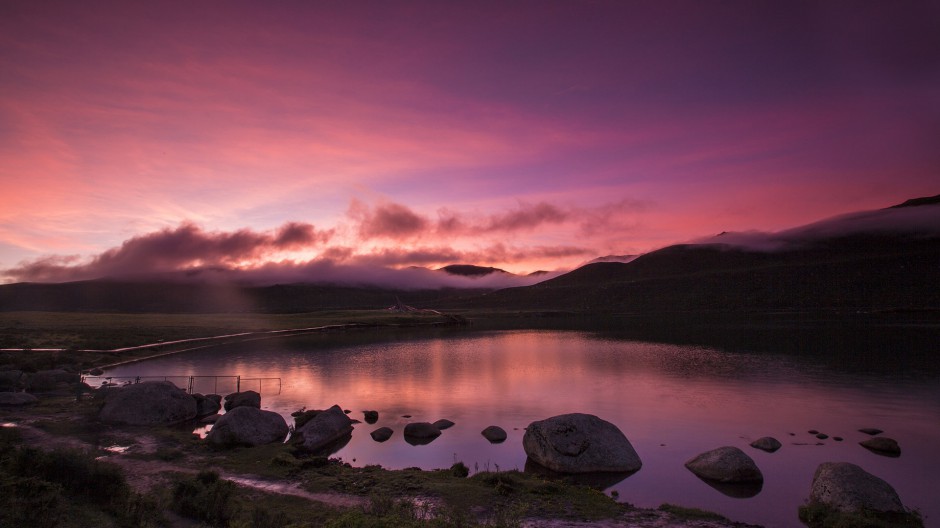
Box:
[690,203,940,251]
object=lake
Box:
[103,319,940,527]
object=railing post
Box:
[236,375,240,393]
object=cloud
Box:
[689,203,940,251]
[4,221,332,282]
[349,200,430,240]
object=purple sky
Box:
[1,1,938,283]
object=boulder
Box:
[750,437,782,453]
[0,370,24,391]
[685,446,763,483]
[99,381,197,425]
[293,405,354,453]
[481,425,507,443]
[0,392,38,406]
[370,427,394,442]
[432,419,455,430]
[860,437,901,456]
[363,410,379,424]
[193,393,222,417]
[223,390,261,411]
[201,414,221,424]
[522,413,642,473]
[404,422,441,439]
[808,462,904,513]
[206,406,288,447]
[27,369,79,391]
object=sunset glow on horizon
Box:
[2,1,938,284]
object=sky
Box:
[1,1,938,285]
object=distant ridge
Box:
[889,194,940,208]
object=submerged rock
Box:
[370,427,393,442]
[206,406,288,447]
[749,437,782,453]
[363,410,379,424]
[860,437,901,456]
[432,419,455,430]
[223,390,261,411]
[858,428,884,436]
[685,446,763,483]
[523,413,642,473]
[293,405,354,453]
[808,462,904,513]
[99,381,197,425]
[481,425,507,443]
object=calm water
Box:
[104,323,940,527]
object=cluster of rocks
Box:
[0,368,85,405]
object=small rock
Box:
[816,433,829,440]
[833,436,843,442]
[402,414,412,418]
[685,446,763,483]
[860,437,901,456]
[403,422,441,439]
[859,428,883,436]
[344,409,351,414]
[808,429,819,435]
[370,427,393,442]
[432,419,455,430]
[363,410,379,424]
[193,393,222,417]
[749,437,782,453]
[200,414,220,424]
[481,425,507,443]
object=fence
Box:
[80,374,282,395]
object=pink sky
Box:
[1,1,938,284]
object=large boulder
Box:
[523,413,642,473]
[685,446,763,483]
[99,381,197,425]
[0,392,38,406]
[206,406,288,447]
[0,370,24,391]
[808,462,904,513]
[223,390,261,411]
[293,405,354,453]
[27,369,79,392]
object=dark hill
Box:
[438,264,509,277]
[447,233,940,314]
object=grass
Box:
[658,503,729,521]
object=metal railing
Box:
[80,374,282,395]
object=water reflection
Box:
[103,323,940,528]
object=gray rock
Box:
[294,405,354,453]
[481,425,507,443]
[201,414,220,424]
[685,446,763,483]
[858,428,883,436]
[206,406,288,447]
[223,390,261,411]
[99,381,197,425]
[363,410,379,424]
[809,462,905,513]
[432,419,455,430]
[370,427,393,442]
[750,437,782,453]
[860,437,901,456]
[523,413,642,473]
[404,422,441,439]
[28,369,79,391]
[193,393,222,417]
[0,392,38,406]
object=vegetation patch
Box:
[658,503,729,521]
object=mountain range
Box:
[1,196,937,315]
